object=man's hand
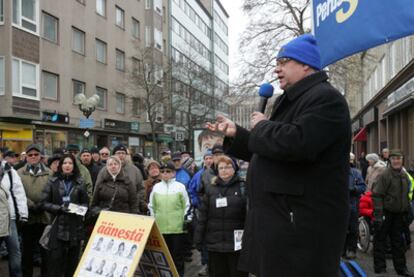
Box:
[205,114,237,138]
[251,112,267,129]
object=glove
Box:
[58,206,70,214]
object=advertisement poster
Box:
[74,211,178,277]
[193,129,224,167]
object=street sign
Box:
[79,118,95,129]
[83,130,90,138]
[175,132,185,142]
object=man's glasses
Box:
[27,153,40,157]
[276,57,292,66]
[218,165,234,171]
[100,153,109,156]
[160,170,173,174]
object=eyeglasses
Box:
[27,153,40,157]
[276,57,292,66]
[160,170,173,174]
[100,153,109,156]
[115,152,127,156]
[218,165,234,171]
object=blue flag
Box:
[312,0,414,67]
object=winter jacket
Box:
[0,185,10,237]
[83,161,102,191]
[349,167,366,212]
[372,167,412,220]
[17,163,52,225]
[359,192,373,219]
[194,175,246,252]
[77,160,93,200]
[176,168,191,188]
[148,178,190,234]
[365,160,386,191]
[40,175,89,246]
[1,162,28,220]
[188,168,205,209]
[91,169,139,214]
[144,176,160,203]
[224,71,351,277]
[96,162,145,213]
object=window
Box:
[13,0,39,33]
[132,57,141,75]
[42,71,58,100]
[145,0,151,9]
[132,18,140,39]
[0,57,4,95]
[0,0,4,23]
[72,27,85,55]
[96,39,107,63]
[153,0,162,15]
[154,28,163,51]
[115,49,125,71]
[116,93,125,113]
[132,97,142,116]
[145,26,151,47]
[115,6,124,28]
[72,79,85,101]
[96,87,107,109]
[12,58,39,99]
[96,0,106,16]
[42,12,58,43]
[76,0,86,4]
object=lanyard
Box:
[62,180,74,197]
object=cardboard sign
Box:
[74,211,178,277]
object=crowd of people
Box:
[0,142,248,277]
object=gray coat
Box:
[0,186,9,237]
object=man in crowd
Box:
[172,152,191,188]
[17,144,52,277]
[381,148,390,166]
[80,148,102,191]
[91,147,101,165]
[3,151,19,168]
[66,144,93,200]
[372,150,413,276]
[1,150,28,277]
[99,146,111,165]
[206,34,351,276]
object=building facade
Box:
[348,35,414,167]
[0,0,171,156]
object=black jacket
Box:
[84,161,102,190]
[194,175,246,252]
[224,71,351,277]
[41,175,89,246]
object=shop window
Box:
[42,71,58,100]
[96,86,107,110]
[42,12,58,43]
[13,0,39,34]
[12,57,39,100]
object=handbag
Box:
[39,217,57,250]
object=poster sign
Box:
[74,211,178,277]
[193,129,224,167]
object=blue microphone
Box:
[257,83,274,113]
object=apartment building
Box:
[348,35,414,166]
[0,0,166,155]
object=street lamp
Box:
[74,93,100,119]
[74,93,100,141]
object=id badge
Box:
[62,196,70,203]
[216,197,228,208]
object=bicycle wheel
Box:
[357,217,370,253]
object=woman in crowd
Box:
[194,155,248,277]
[91,156,138,215]
[365,153,386,191]
[144,160,161,204]
[40,154,89,277]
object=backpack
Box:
[340,260,367,277]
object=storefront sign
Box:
[74,211,178,277]
[387,76,414,107]
[80,119,95,129]
[362,108,376,126]
[129,137,140,146]
[42,111,70,124]
[130,122,140,133]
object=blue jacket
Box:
[188,168,205,209]
[349,167,366,212]
[175,168,191,189]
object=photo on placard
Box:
[118,265,129,277]
[94,259,107,275]
[141,264,157,277]
[150,250,168,267]
[93,236,105,252]
[126,243,138,259]
[104,261,118,277]
[104,238,115,254]
[83,256,95,272]
[158,268,173,277]
[139,250,153,264]
[113,241,126,258]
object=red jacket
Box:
[359,191,373,219]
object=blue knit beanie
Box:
[276,34,321,70]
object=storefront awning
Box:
[353,127,367,142]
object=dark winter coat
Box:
[349,167,366,212]
[194,175,246,252]
[40,175,89,246]
[84,161,102,190]
[91,169,139,214]
[224,71,351,277]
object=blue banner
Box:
[312,0,414,67]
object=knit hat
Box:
[212,144,224,155]
[66,144,80,152]
[146,159,161,171]
[365,153,379,163]
[80,148,91,155]
[160,161,176,171]
[4,151,19,158]
[203,149,213,158]
[90,147,99,154]
[171,152,182,161]
[47,154,62,167]
[276,34,321,70]
[112,144,128,154]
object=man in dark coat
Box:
[206,34,351,277]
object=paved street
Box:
[1,225,413,276]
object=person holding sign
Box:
[40,154,89,277]
[194,155,247,277]
[148,161,190,277]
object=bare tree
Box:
[129,46,170,159]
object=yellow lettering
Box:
[336,0,358,23]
